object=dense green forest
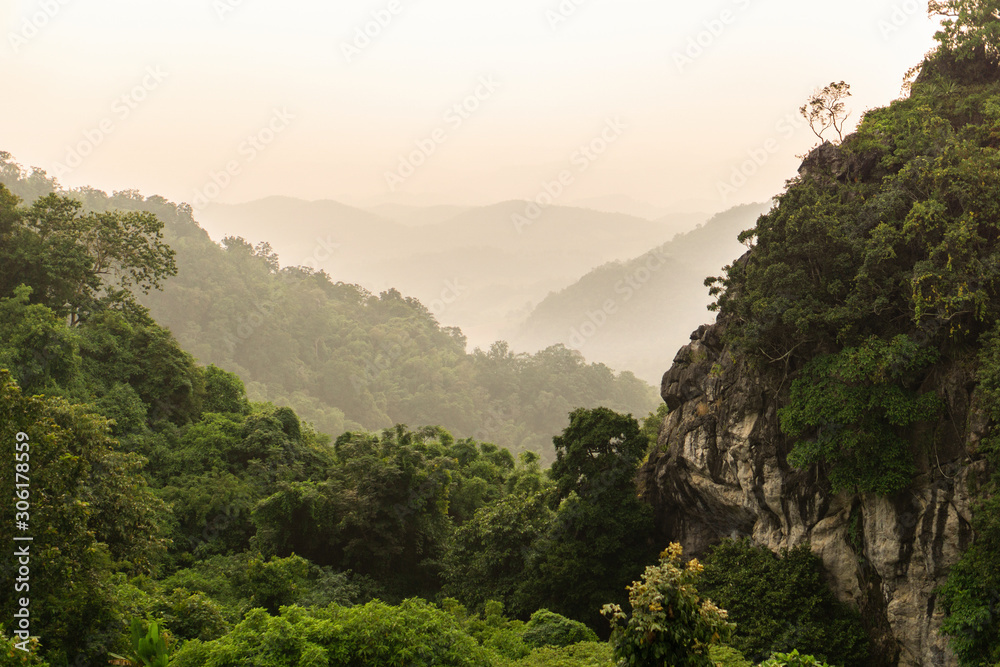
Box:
[0,152,658,465]
[0,168,866,666]
[5,2,1000,666]
[0,176,854,666]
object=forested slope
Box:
[0,154,657,462]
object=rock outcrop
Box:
[639,322,986,667]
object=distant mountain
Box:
[365,203,471,226]
[509,202,772,383]
[565,194,673,220]
[198,198,696,350]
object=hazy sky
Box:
[2,0,940,213]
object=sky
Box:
[2,0,941,214]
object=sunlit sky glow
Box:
[3,0,941,213]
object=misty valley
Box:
[4,2,1000,667]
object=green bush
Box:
[602,543,732,667]
[169,600,495,667]
[779,336,940,496]
[759,650,831,667]
[699,540,870,665]
[521,609,597,648]
[708,645,752,666]
[0,632,49,667]
[504,642,614,667]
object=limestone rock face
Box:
[639,323,984,667]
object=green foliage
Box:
[502,642,614,667]
[157,552,361,624]
[602,543,733,667]
[0,285,82,394]
[0,156,658,464]
[150,588,230,642]
[779,335,941,495]
[708,645,753,667]
[518,490,655,632]
[640,403,670,451]
[930,0,1000,62]
[939,326,1000,665]
[512,409,656,631]
[126,619,170,667]
[169,601,496,667]
[0,187,175,324]
[759,650,832,667]
[551,407,646,499]
[444,493,554,614]
[251,426,513,599]
[201,364,251,415]
[521,610,598,648]
[0,632,49,667]
[0,372,166,665]
[699,539,871,665]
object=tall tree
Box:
[12,192,176,323]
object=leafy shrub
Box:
[602,543,732,667]
[708,645,752,666]
[779,335,940,495]
[699,540,870,665]
[0,633,49,667]
[759,650,831,667]
[521,609,597,648]
[169,600,495,667]
[504,642,614,667]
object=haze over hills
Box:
[364,203,472,226]
[196,197,709,351]
[509,202,772,383]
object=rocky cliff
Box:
[639,321,988,667]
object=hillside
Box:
[641,35,1000,666]
[511,203,771,383]
[0,155,658,464]
[196,198,691,349]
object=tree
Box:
[929,0,1000,60]
[550,407,646,500]
[514,409,656,630]
[601,544,733,667]
[444,492,554,613]
[17,194,176,323]
[800,81,852,143]
[0,371,166,664]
